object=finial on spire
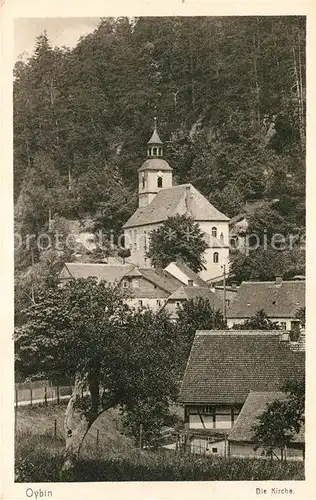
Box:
[153,115,157,131]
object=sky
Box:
[14,18,101,61]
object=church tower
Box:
[138,119,173,208]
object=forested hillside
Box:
[14,16,306,279]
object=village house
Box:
[163,285,223,321]
[228,391,305,460]
[59,261,135,286]
[123,122,230,282]
[226,277,305,330]
[164,258,209,288]
[59,261,183,312]
[120,267,182,311]
[178,330,305,458]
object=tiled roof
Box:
[226,281,305,319]
[124,267,182,294]
[59,262,134,284]
[171,259,209,287]
[140,268,183,293]
[123,184,229,228]
[167,286,223,311]
[228,391,305,444]
[138,158,172,172]
[179,331,305,404]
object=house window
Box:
[213,252,219,263]
[157,176,163,188]
[279,321,287,330]
[123,280,129,288]
[212,447,218,453]
[176,301,180,308]
[212,227,217,238]
[157,300,161,307]
[138,300,143,307]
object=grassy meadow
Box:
[15,403,304,482]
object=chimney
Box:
[275,276,283,286]
[188,279,194,287]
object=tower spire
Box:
[147,114,163,158]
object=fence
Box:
[14,379,90,407]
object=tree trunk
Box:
[292,45,305,148]
[61,371,117,478]
[62,415,92,476]
[253,29,260,129]
[61,372,90,476]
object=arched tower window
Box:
[157,175,163,188]
[212,227,217,238]
[213,252,219,263]
[141,172,145,189]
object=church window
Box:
[157,176,163,188]
[141,173,145,189]
[153,147,157,156]
[212,227,217,238]
[213,252,219,263]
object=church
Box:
[123,122,230,282]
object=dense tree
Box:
[14,281,181,473]
[176,297,226,364]
[252,378,305,461]
[295,307,305,327]
[147,215,208,272]
[14,17,306,280]
[230,247,305,283]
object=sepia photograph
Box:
[11,14,307,484]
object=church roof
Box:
[123,184,229,228]
[148,128,163,144]
[138,158,172,172]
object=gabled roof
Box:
[169,259,209,287]
[123,267,182,294]
[228,391,305,444]
[123,184,229,228]
[179,331,305,404]
[226,281,305,319]
[139,268,183,294]
[59,262,134,284]
[167,286,223,311]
